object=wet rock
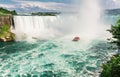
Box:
[0,31,15,42]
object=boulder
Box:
[0,31,15,42]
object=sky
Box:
[0,0,120,12]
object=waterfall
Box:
[12,16,61,41]
[12,15,83,41]
[12,0,110,42]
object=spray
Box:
[12,0,110,42]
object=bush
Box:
[101,54,120,77]
[0,25,10,32]
[0,25,15,42]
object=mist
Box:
[54,0,110,40]
[12,0,111,41]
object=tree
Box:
[0,7,17,15]
[101,18,120,77]
[107,18,120,49]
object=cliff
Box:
[0,15,11,28]
[0,15,15,42]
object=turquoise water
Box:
[0,38,116,77]
[0,14,118,77]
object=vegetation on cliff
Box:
[0,7,17,15]
[0,25,15,42]
[101,18,120,77]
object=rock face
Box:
[0,15,11,28]
[0,15,15,42]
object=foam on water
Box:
[0,38,117,77]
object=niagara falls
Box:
[0,0,120,77]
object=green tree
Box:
[101,18,120,77]
[107,18,120,49]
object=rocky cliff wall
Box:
[0,15,12,28]
[0,15,15,42]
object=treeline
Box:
[106,9,120,15]
[0,7,17,15]
[32,12,60,16]
[0,7,61,16]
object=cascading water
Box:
[0,0,117,77]
[13,16,62,41]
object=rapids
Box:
[0,39,117,77]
